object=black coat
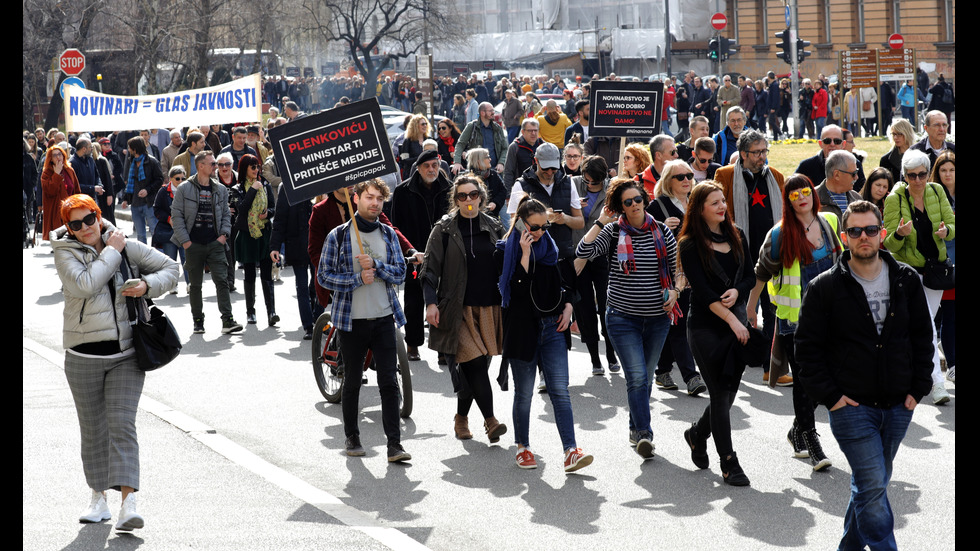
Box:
[269,186,312,267]
[795,250,934,409]
[388,171,452,254]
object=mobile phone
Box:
[121,278,141,291]
[514,218,527,233]
[553,209,563,215]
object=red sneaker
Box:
[516,448,537,469]
[564,447,594,473]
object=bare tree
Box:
[301,0,464,100]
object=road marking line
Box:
[23,337,433,551]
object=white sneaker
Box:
[931,383,951,406]
[946,366,955,384]
[114,493,144,531]
[79,490,111,523]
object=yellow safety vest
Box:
[768,212,840,323]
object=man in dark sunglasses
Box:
[795,124,846,191]
[687,137,721,182]
[795,200,933,551]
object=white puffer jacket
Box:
[51,221,179,351]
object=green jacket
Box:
[421,212,504,354]
[883,182,955,266]
[454,119,508,167]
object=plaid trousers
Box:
[64,349,144,492]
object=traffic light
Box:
[775,28,792,65]
[708,37,720,61]
[720,37,738,60]
[796,37,811,64]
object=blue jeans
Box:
[829,403,913,551]
[131,204,157,245]
[605,307,670,434]
[510,316,577,451]
[814,116,827,138]
[507,126,520,143]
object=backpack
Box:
[942,84,954,105]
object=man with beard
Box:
[389,150,452,361]
[537,100,573,151]
[318,178,411,462]
[796,200,932,551]
[452,102,508,176]
[714,129,789,385]
[564,100,591,146]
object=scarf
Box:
[439,135,455,156]
[496,228,558,308]
[126,154,145,194]
[354,211,380,233]
[731,159,782,235]
[245,180,268,239]
[616,213,683,322]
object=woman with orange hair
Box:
[620,142,651,180]
[51,194,178,531]
[40,145,80,240]
[746,174,844,473]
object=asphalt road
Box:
[23,215,955,550]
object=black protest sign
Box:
[589,80,664,139]
[269,98,397,205]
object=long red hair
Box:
[778,174,822,269]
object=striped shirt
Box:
[316,221,407,332]
[576,221,677,317]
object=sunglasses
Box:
[540,166,558,172]
[524,221,552,232]
[622,195,644,207]
[217,162,232,167]
[67,212,99,232]
[788,187,812,201]
[844,225,882,239]
[821,138,844,145]
[672,173,694,181]
[455,190,481,202]
[173,176,185,182]
[905,171,929,181]
[695,156,713,165]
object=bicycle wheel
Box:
[312,312,343,403]
[395,326,412,418]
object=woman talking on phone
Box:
[496,196,593,473]
[52,194,178,531]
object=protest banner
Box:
[268,98,397,206]
[64,74,262,132]
[588,80,664,138]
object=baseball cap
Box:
[534,143,561,169]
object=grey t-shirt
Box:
[350,227,393,320]
[851,261,890,334]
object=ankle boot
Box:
[454,414,473,440]
[262,279,278,326]
[484,416,507,443]
[800,428,832,471]
[683,422,709,469]
[721,452,750,486]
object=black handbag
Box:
[922,256,955,290]
[120,250,182,371]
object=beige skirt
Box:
[455,305,503,364]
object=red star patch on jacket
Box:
[751,187,767,207]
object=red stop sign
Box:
[710,12,728,31]
[60,49,86,76]
[888,34,904,49]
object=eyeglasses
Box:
[524,221,552,232]
[217,162,231,167]
[455,190,481,202]
[67,212,99,232]
[564,154,582,160]
[788,187,812,201]
[747,148,769,157]
[672,173,694,181]
[905,171,929,181]
[621,195,644,207]
[173,176,185,182]
[844,225,882,239]
[821,137,844,145]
